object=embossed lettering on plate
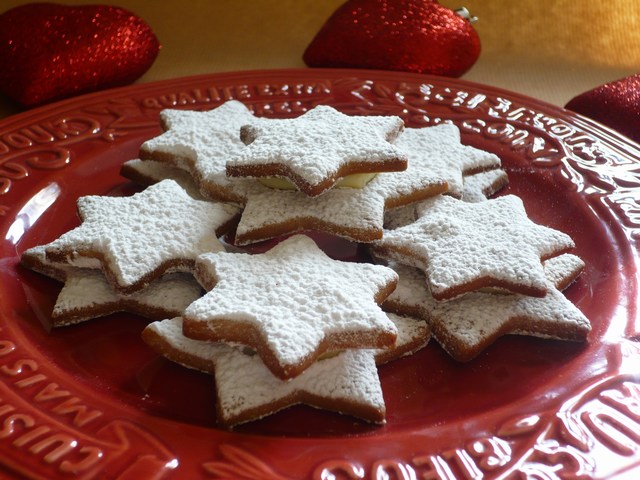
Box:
[0,328,177,479]
[204,375,640,479]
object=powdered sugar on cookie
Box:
[372,195,575,300]
[233,129,453,244]
[21,245,72,282]
[382,254,590,361]
[183,234,398,379]
[461,168,509,203]
[52,271,202,327]
[227,105,407,197]
[43,179,240,294]
[139,100,267,203]
[120,159,206,199]
[383,167,509,230]
[143,317,386,426]
[393,124,502,198]
[143,312,429,426]
[235,186,388,244]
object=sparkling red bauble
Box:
[565,74,640,145]
[303,0,480,77]
[0,3,160,107]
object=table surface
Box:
[1,0,639,118]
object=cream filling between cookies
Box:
[258,172,378,190]
[317,350,343,361]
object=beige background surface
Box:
[1,0,639,118]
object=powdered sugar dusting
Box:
[542,253,585,288]
[139,100,267,202]
[375,312,431,364]
[143,312,430,426]
[43,180,240,293]
[144,317,385,426]
[120,159,206,199]
[227,105,407,194]
[234,135,450,244]
[235,186,386,244]
[382,255,590,361]
[430,283,590,361]
[373,195,575,299]
[383,168,509,230]
[184,235,398,377]
[215,344,384,425]
[393,124,502,198]
[461,169,509,203]
[21,245,73,282]
[52,271,202,325]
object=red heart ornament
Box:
[303,0,480,77]
[0,3,160,107]
[565,74,640,145]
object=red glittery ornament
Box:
[303,0,480,77]
[565,74,640,144]
[0,3,160,107]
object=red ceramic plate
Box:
[0,69,638,479]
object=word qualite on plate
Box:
[0,3,160,107]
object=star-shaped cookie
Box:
[460,168,509,203]
[232,135,461,244]
[226,105,408,197]
[139,100,265,203]
[51,270,202,327]
[383,167,509,230]
[120,159,205,199]
[232,123,502,245]
[182,234,399,379]
[382,255,590,361]
[143,317,385,426]
[371,194,575,300]
[142,313,430,427]
[21,245,202,326]
[43,179,241,294]
[394,124,502,198]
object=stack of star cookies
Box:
[142,234,431,426]
[375,195,590,362]
[20,100,590,428]
[123,100,505,244]
[20,179,240,327]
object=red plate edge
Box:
[0,68,637,479]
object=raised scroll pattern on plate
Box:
[203,444,293,480]
[203,373,640,479]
